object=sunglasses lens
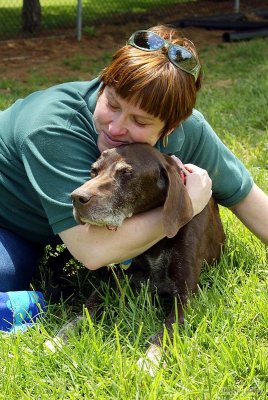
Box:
[169,46,197,71]
[132,31,165,50]
[128,31,200,80]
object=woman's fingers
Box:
[184,163,212,216]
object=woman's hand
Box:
[171,156,212,217]
[184,164,212,216]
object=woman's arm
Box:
[230,183,268,245]
[59,207,165,269]
[59,165,213,269]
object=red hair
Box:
[100,25,202,136]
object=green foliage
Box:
[0,37,267,399]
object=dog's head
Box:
[71,143,193,237]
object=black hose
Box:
[171,19,268,31]
[223,29,268,42]
[173,13,247,22]
[255,9,268,19]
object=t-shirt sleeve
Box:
[178,111,253,207]
[21,123,100,234]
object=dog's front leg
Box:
[44,315,83,353]
[44,290,103,353]
[137,300,185,375]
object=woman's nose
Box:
[108,116,128,136]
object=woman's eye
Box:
[134,118,147,127]
[107,101,119,111]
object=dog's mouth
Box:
[82,218,118,232]
[74,209,119,232]
[106,225,118,231]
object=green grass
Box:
[0,38,267,398]
[0,0,188,39]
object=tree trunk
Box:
[22,0,41,33]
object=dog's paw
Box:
[44,337,64,354]
[44,315,83,354]
[137,344,166,377]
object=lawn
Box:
[0,35,267,399]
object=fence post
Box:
[77,0,82,41]
[234,0,240,13]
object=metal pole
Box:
[77,0,82,41]
[234,0,240,13]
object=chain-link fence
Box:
[0,0,193,41]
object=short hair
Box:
[100,25,202,137]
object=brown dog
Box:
[71,143,225,348]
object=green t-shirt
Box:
[0,78,253,243]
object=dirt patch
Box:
[0,0,267,81]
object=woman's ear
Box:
[161,128,175,148]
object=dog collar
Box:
[107,259,133,271]
[119,258,133,270]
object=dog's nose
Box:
[71,190,93,205]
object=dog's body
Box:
[71,143,225,347]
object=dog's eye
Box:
[118,167,132,176]
[90,167,98,178]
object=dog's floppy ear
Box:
[162,156,194,238]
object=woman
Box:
[0,26,267,292]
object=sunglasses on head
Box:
[128,30,201,82]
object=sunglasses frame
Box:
[128,30,200,82]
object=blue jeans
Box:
[0,228,44,291]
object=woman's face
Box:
[94,86,165,153]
